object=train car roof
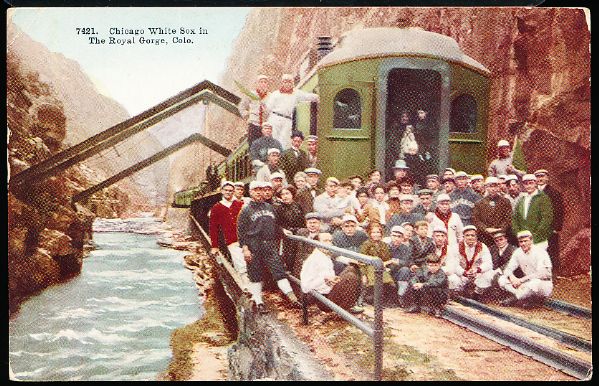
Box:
[317,27,490,76]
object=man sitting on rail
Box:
[498,230,553,308]
[332,214,369,314]
[404,253,449,317]
[249,123,283,172]
[237,180,300,314]
[300,232,361,311]
[209,180,247,286]
[444,225,494,301]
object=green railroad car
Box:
[180,27,496,209]
[294,27,491,181]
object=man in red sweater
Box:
[209,180,247,285]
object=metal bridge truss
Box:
[10,80,240,201]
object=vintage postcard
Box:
[7,6,591,381]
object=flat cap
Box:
[492,230,507,238]
[341,214,358,223]
[262,181,273,188]
[393,159,409,169]
[304,167,321,175]
[534,169,549,176]
[417,189,433,196]
[399,194,414,202]
[463,225,477,233]
[257,74,269,80]
[497,139,510,147]
[390,225,405,234]
[305,212,321,220]
[249,181,261,190]
[426,174,440,181]
[470,174,484,181]
[444,167,456,174]
[455,171,469,179]
[220,180,234,189]
[436,193,451,203]
[262,122,273,128]
[504,174,518,183]
[270,172,284,180]
[306,135,318,142]
[517,230,533,239]
[485,176,500,185]
[233,181,245,187]
[522,174,537,182]
[267,148,281,155]
[326,176,340,185]
[432,225,447,234]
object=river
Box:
[9,218,203,381]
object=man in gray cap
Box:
[488,139,525,178]
[412,188,436,218]
[249,123,283,171]
[306,135,319,168]
[292,212,324,277]
[472,176,513,247]
[237,180,299,314]
[449,171,483,226]
[256,148,288,184]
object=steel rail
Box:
[454,297,591,352]
[544,299,592,319]
[443,305,593,380]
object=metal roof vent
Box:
[317,36,333,61]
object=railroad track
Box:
[544,299,592,319]
[443,299,593,380]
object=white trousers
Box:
[268,115,292,150]
[498,276,553,300]
[447,270,496,291]
[227,242,247,274]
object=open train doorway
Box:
[384,68,442,186]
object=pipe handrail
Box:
[285,233,385,381]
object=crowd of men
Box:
[207,74,563,316]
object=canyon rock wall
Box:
[8,20,169,210]
[172,7,590,275]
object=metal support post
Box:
[373,263,384,381]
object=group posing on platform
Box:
[207,74,563,316]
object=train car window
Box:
[450,94,478,133]
[333,88,361,129]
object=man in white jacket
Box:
[265,73,319,149]
[445,225,494,300]
[498,230,553,308]
[428,193,464,248]
[300,232,361,311]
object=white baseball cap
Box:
[436,193,451,203]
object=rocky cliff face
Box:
[7,20,169,210]
[172,7,589,275]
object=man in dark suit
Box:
[280,131,310,183]
[295,168,323,214]
[534,169,564,274]
[292,212,323,278]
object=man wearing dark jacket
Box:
[534,169,564,273]
[280,131,310,183]
[472,176,513,247]
[237,181,299,313]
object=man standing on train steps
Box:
[534,169,564,273]
[306,135,319,168]
[237,181,300,314]
[265,74,320,149]
[498,230,553,308]
[280,131,309,183]
[238,74,271,146]
[209,181,247,286]
[249,123,283,172]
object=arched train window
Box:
[333,88,361,129]
[450,94,478,133]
